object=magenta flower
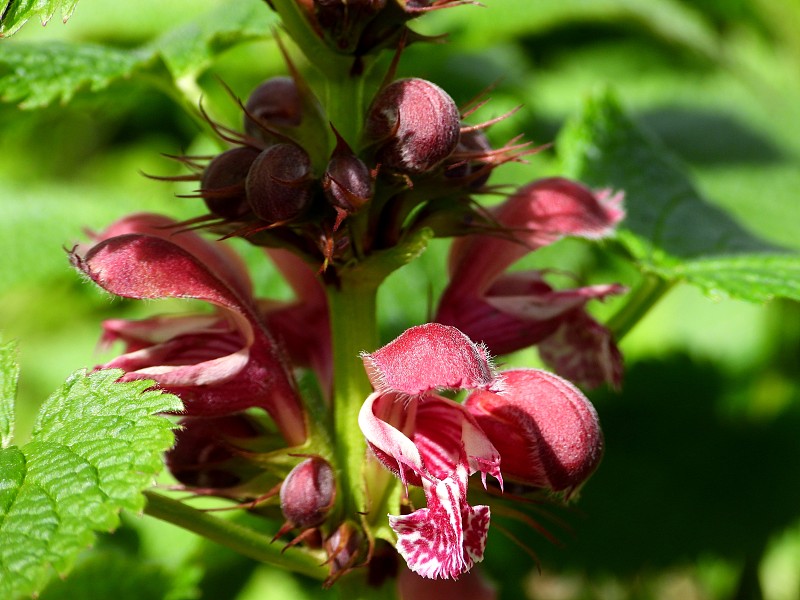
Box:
[436,177,626,388]
[70,213,307,446]
[359,323,604,579]
[359,324,503,579]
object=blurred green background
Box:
[1,0,799,598]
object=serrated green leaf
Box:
[0,339,18,448]
[0,0,276,109]
[0,42,149,108]
[558,91,800,303]
[0,0,78,37]
[658,255,800,303]
[0,367,182,599]
[149,0,277,80]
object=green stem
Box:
[326,278,380,520]
[324,72,367,151]
[142,491,327,580]
[607,272,675,341]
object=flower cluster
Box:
[70,0,627,593]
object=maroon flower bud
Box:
[444,128,494,188]
[323,134,372,214]
[246,143,314,224]
[314,0,387,53]
[243,77,303,142]
[365,78,460,174]
[280,457,335,529]
[166,415,263,490]
[324,521,364,584]
[465,369,603,498]
[201,147,260,219]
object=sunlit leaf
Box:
[558,91,800,302]
[0,42,150,108]
[0,0,79,37]
[0,339,18,448]
[0,0,276,109]
[0,365,181,599]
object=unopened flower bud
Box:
[444,128,494,188]
[166,415,262,490]
[365,78,460,174]
[280,457,335,529]
[246,143,314,224]
[323,135,372,213]
[324,521,364,584]
[201,147,260,219]
[465,369,603,497]
[314,0,387,53]
[243,77,303,142]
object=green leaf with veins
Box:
[0,0,79,37]
[0,361,182,599]
[558,91,800,302]
[0,43,151,108]
[0,0,276,109]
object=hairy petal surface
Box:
[71,225,306,445]
[465,369,603,497]
[361,323,501,396]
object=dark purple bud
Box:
[314,0,387,52]
[445,128,494,188]
[166,415,262,490]
[323,136,372,213]
[201,147,260,219]
[324,521,364,584]
[243,77,303,142]
[365,78,460,174]
[246,143,314,224]
[280,457,336,529]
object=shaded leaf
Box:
[557,91,800,302]
[0,0,79,37]
[37,550,200,600]
[426,0,718,57]
[150,0,277,80]
[0,367,181,599]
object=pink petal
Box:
[465,369,603,497]
[361,324,501,396]
[390,474,490,579]
[446,178,624,296]
[84,213,253,300]
[359,389,500,579]
[101,314,225,351]
[538,311,624,390]
[359,391,425,489]
[73,233,306,445]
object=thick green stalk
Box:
[324,72,368,151]
[326,279,380,520]
[607,272,674,341]
[142,491,327,580]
